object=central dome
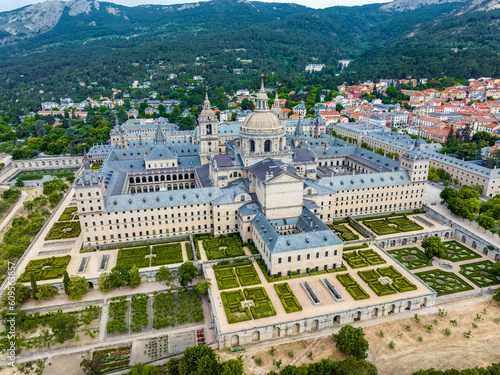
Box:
[242,111,282,133]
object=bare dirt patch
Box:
[41,352,87,375]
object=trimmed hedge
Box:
[416,269,474,296]
[202,234,245,260]
[221,290,252,324]
[388,247,432,270]
[358,249,386,266]
[343,243,369,252]
[244,287,277,320]
[336,273,357,287]
[378,265,403,279]
[58,207,78,221]
[45,221,81,240]
[367,280,397,296]
[343,252,369,269]
[235,264,261,287]
[215,268,240,290]
[358,269,380,283]
[19,255,71,282]
[274,283,302,313]
[346,285,370,300]
[442,241,482,262]
[116,247,151,268]
[328,223,359,241]
[459,260,500,287]
[392,277,418,292]
[151,243,183,266]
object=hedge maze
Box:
[343,248,386,269]
[45,221,81,240]
[274,283,302,313]
[151,243,183,266]
[221,290,252,324]
[117,247,151,268]
[441,241,482,262]
[328,223,359,241]
[213,261,261,290]
[115,242,184,268]
[202,234,245,260]
[459,261,500,288]
[415,269,474,296]
[388,247,432,270]
[357,266,417,296]
[58,207,78,221]
[244,287,277,320]
[361,215,423,236]
[336,273,370,300]
[19,255,71,282]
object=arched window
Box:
[167,184,172,191]
[160,175,165,181]
[155,185,160,191]
[148,176,153,182]
[184,173,189,180]
[154,176,159,182]
[137,187,142,193]
[178,174,183,180]
[264,140,271,152]
[142,177,147,183]
[191,182,196,188]
[129,177,134,184]
[173,175,177,181]
[250,139,255,153]
[167,175,172,181]
[131,187,136,193]
[185,183,189,189]
[190,173,195,179]
[149,186,154,192]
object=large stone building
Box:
[78,78,428,275]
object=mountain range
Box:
[0,0,499,111]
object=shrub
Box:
[269,346,276,356]
[389,341,395,349]
[287,349,294,358]
[254,356,262,366]
[379,330,384,337]
[418,336,423,342]
[444,327,452,336]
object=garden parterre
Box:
[441,241,482,262]
[201,234,246,260]
[19,255,71,282]
[361,215,423,236]
[415,269,474,296]
[388,247,432,270]
[459,260,500,288]
[45,221,81,240]
[273,283,302,313]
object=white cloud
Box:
[0,0,391,13]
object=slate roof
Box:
[247,159,298,182]
[252,207,342,253]
[316,171,411,191]
[145,145,176,160]
[106,187,223,212]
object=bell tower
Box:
[198,92,219,164]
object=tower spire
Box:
[260,74,265,92]
[154,123,165,145]
[294,118,304,138]
[83,145,91,170]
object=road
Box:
[0,186,27,233]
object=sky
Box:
[0,0,392,13]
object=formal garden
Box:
[388,247,432,270]
[19,255,71,282]
[415,269,474,296]
[45,221,81,240]
[213,260,261,290]
[336,273,370,300]
[92,345,131,372]
[221,286,277,323]
[130,294,150,332]
[58,206,77,221]
[106,296,129,334]
[273,283,302,313]
[459,260,500,288]
[441,241,482,262]
[152,289,203,329]
[343,248,386,269]
[358,265,417,296]
[198,233,246,260]
[360,214,424,236]
[115,242,184,268]
[328,219,367,241]
[255,259,347,283]
[14,168,79,182]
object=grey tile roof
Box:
[247,159,298,182]
[292,149,315,163]
[145,145,176,161]
[252,207,342,253]
[106,187,223,211]
[316,171,411,191]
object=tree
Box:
[99,272,112,293]
[110,264,131,289]
[336,103,344,112]
[128,363,160,375]
[15,179,24,188]
[49,310,79,343]
[166,358,180,375]
[240,98,255,111]
[157,266,170,281]
[67,275,89,300]
[446,125,459,153]
[30,272,39,300]
[332,325,369,359]
[179,345,219,375]
[476,215,496,233]
[129,265,141,288]
[194,279,211,296]
[333,356,378,375]
[1,282,30,307]
[178,261,198,288]
[421,237,445,259]
[493,289,500,303]
[36,284,57,301]
[63,270,70,294]
[48,191,62,206]
[80,352,104,375]
[220,359,243,375]
[461,124,472,143]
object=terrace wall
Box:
[218,292,435,349]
